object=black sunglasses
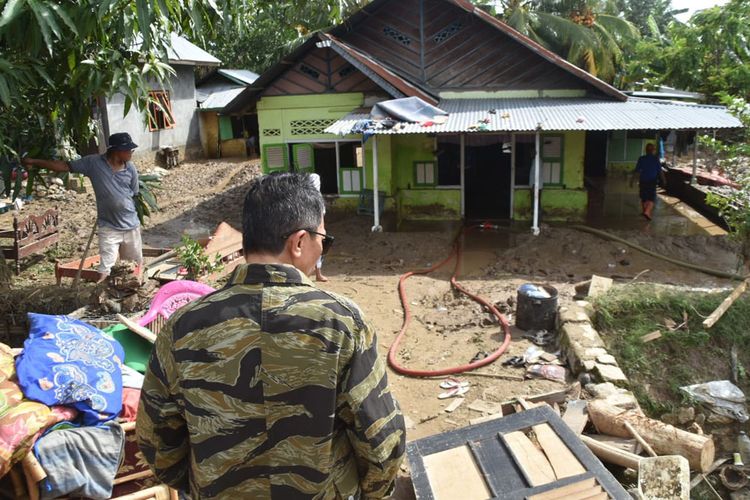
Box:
[284,228,335,255]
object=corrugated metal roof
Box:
[167,33,221,65]
[218,69,259,85]
[325,97,742,135]
[198,87,246,111]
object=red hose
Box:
[387,226,513,377]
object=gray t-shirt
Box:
[70,154,140,230]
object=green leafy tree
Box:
[702,95,750,273]
[661,0,750,102]
[197,0,371,73]
[0,0,229,159]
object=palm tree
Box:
[492,0,639,83]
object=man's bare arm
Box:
[20,157,70,172]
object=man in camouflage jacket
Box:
[137,173,405,499]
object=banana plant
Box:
[134,174,161,225]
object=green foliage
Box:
[494,0,639,83]
[133,174,161,226]
[0,0,229,159]
[0,158,46,201]
[175,234,223,280]
[196,0,369,73]
[661,0,750,102]
[699,95,750,270]
[595,284,750,413]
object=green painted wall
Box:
[562,131,585,189]
[513,188,587,221]
[390,135,435,191]
[257,93,364,153]
[363,135,393,195]
[607,132,657,174]
[398,189,461,221]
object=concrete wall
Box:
[105,65,202,162]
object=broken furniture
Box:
[16,422,178,500]
[0,209,59,275]
[55,247,170,284]
[407,405,629,499]
[146,222,243,281]
[136,280,216,335]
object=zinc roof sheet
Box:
[325,97,742,135]
[217,69,259,85]
[198,87,246,111]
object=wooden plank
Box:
[444,398,464,413]
[533,424,587,479]
[502,431,556,486]
[562,400,589,435]
[703,279,750,328]
[577,492,607,500]
[640,330,662,343]
[526,478,597,500]
[584,434,639,454]
[422,445,492,500]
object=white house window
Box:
[541,135,563,185]
[414,161,436,187]
[147,90,175,131]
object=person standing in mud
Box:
[21,133,142,281]
[632,143,666,221]
[138,172,405,499]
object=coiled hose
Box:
[387,226,512,377]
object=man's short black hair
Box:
[242,172,324,255]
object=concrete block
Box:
[575,300,595,319]
[596,353,617,365]
[638,456,690,500]
[561,323,606,349]
[593,363,629,387]
[558,304,591,325]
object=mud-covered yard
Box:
[1,158,745,497]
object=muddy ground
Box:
[1,158,744,497]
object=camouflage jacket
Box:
[137,264,405,499]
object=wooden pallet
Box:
[407,405,629,500]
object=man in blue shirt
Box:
[632,143,666,221]
[22,133,142,281]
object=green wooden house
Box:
[225,0,740,232]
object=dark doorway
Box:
[584,131,608,177]
[313,143,338,194]
[465,135,512,219]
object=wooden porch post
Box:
[532,131,541,235]
[510,134,516,220]
[690,131,698,186]
[460,133,466,218]
[372,135,382,232]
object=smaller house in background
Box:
[95,33,221,163]
[197,69,260,159]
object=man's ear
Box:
[287,230,306,258]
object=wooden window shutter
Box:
[262,144,289,172]
[292,144,315,173]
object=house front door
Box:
[465,134,512,219]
